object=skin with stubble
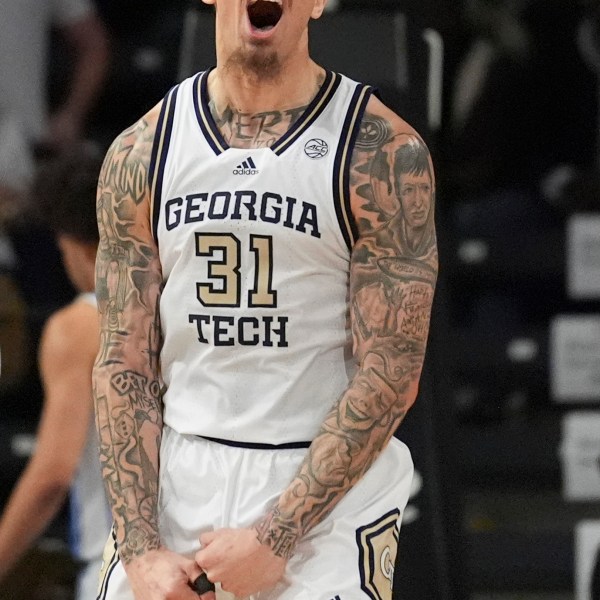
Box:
[92,1,437,598]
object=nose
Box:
[415,187,426,207]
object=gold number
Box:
[196,233,277,308]
[249,235,276,307]
[195,233,241,307]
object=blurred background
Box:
[1,0,600,598]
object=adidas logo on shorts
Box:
[233,156,259,175]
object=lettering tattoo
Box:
[207,72,325,149]
[256,110,438,557]
[210,101,309,149]
[93,114,165,563]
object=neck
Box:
[211,54,322,114]
[207,58,325,149]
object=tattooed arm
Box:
[93,107,204,600]
[194,97,437,596]
[257,97,437,543]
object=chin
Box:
[227,47,282,80]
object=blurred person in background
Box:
[0,0,109,219]
[545,0,600,213]
[448,0,599,212]
[448,0,533,201]
[0,145,112,600]
[0,0,110,375]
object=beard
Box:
[225,46,282,82]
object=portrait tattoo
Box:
[255,112,438,559]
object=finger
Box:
[199,530,217,545]
[186,588,214,600]
[184,559,204,586]
[181,580,210,600]
[194,547,216,575]
[187,554,217,597]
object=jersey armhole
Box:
[332,84,374,252]
[148,85,180,243]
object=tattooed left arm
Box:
[194,98,438,596]
[256,96,438,550]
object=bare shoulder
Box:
[98,101,164,206]
[40,302,99,365]
[349,94,436,256]
[95,103,165,328]
[359,94,423,144]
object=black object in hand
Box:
[191,573,215,595]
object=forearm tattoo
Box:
[256,112,438,557]
[93,117,165,563]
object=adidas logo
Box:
[233,156,259,175]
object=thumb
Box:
[200,530,217,546]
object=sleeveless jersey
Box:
[150,70,373,445]
[69,292,112,562]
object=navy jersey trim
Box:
[271,70,341,156]
[333,84,374,251]
[96,527,120,600]
[148,92,169,212]
[194,68,340,157]
[150,85,179,242]
[195,70,228,155]
[199,435,310,450]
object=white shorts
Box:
[78,557,103,600]
[97,426,413,600]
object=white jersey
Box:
[97,428,413,600]
[70,292,112,562]
[150,70,374,445]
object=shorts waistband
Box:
[198,435,311,450]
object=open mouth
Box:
[247,0,283,32]
[346,402,369,424]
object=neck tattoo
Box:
[209,101,309,149]
[208,73,326,149]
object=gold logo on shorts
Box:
[356,509,400,600]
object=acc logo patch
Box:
[304,138,329,159]
[356,509,400,600]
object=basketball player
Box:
[0,146,112,599]
[93,1,438,599]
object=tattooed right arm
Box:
[93,105,164,564]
